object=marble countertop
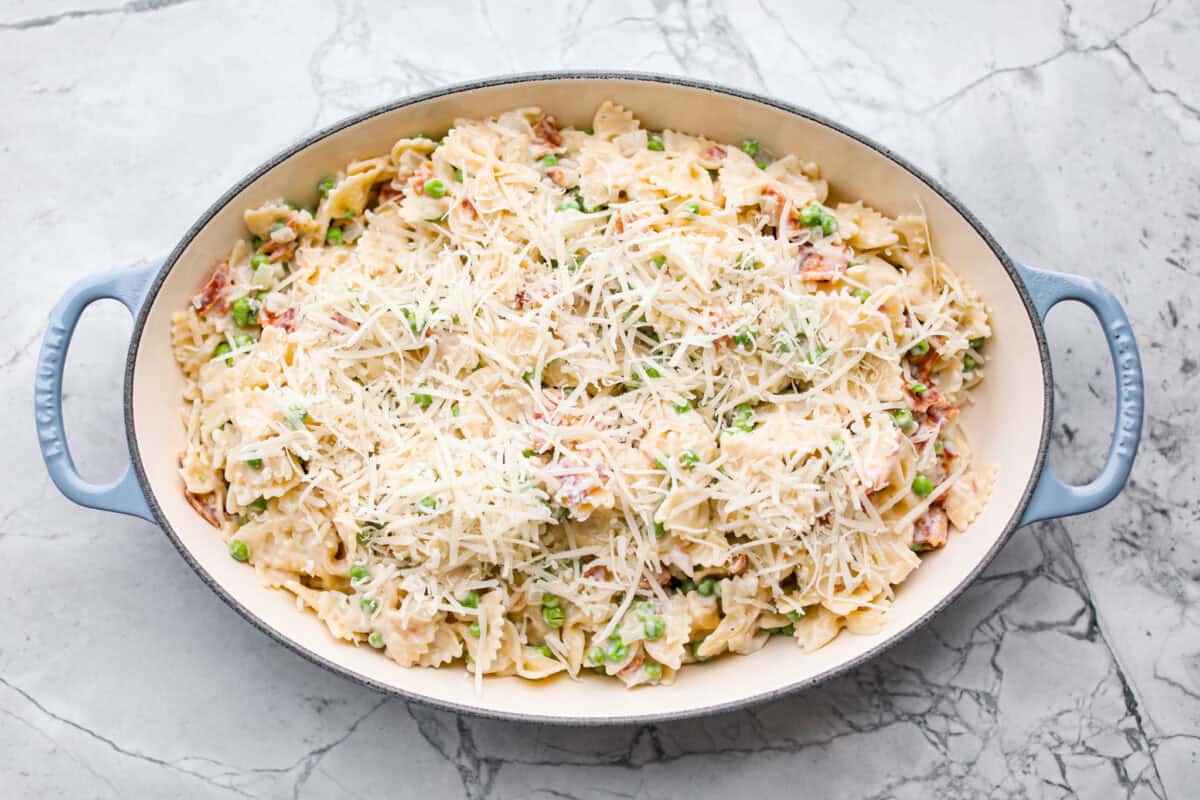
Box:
[3,0,1197,796]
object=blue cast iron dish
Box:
[34,74,1143,724]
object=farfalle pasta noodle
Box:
[171,102,995,688]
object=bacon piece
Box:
[911,507,949,552]
[613,215,625,235]
[546,167,571,188]
[377,180,404,203]
[583,563,609,581]
[534,113,563,149]
[799,244,849,281]
[700,145,727,168]
[617,650,646,678]
[330,311,359,331]
[514,289,530,310]
[408,161,435,195]
[185,490,221,528]
[639,569,672,590]
[726,553,747,575]
[191,261,229,315]
[258,305,297,332]
[459,198,479,219]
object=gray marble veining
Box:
[1,0,1197,797]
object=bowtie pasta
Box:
[171,102,996,689]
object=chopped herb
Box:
[730,403,756,432]
[647,133,665,151]
[740,138,759,158]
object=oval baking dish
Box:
[34,73,1144,724]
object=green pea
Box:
[251,236,263,250]
[970,336,985,349]
[588,645,606,665]
[740,138,759,158]
[697,577,718,596]
[893,408,915,431]
[678,449,700,469]
[584,126,594,135]
[647,133,665,151]
[317,177,335,195]
[643,616,665,640]
[963,354,977,372]
[679,578,695,594]
[653,521,665,538]
[542,605,565,628]
[635,600,655,617]
[212,340,233,365]
[412,392,433,408]
[934,439,945,455]
[537,644,554,658]
[424,178,446,198]
[653,254,667,268]
[461,591,479,609]
[468,621,481,638]
[359,595,378,613]
[349,564,370,581]
[541,154,558,167]
[756,159,768,170]
[231,296,259,327]
[368,631,385,649]
[912,474,934,497]
[250,253,269,268]
[326,226,343,245]
[248,496,268,513]
[454,167,464,183]
[691,639,708,661]
[246,458,263,470]
[604,636,628,661]
[910,382,928,395]
[852,287,871,302]
[909,339,931,358]
[797,203,838,235]
[232,333,254,351]
[786,609,803,622]
[542,593,561,609]
[228,539,249,562]
[770,624,795,636]
[683,200,700,216]
[643,661,663,681]
[673,400,691,413]
[558,197,582,211]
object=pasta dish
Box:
[171,102,995,688]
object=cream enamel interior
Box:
[130,77,1046,722]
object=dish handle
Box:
[1015,262,1143,526]
[35,262,162,522]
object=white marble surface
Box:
[2,0,1197,796]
